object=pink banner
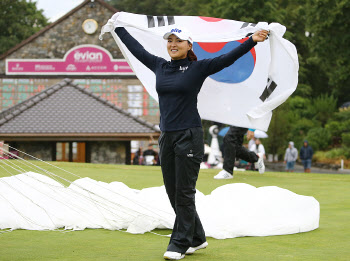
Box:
[6,45,134,75]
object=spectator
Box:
[250,138,266,159]
[214,127,265,179]
[284,141,298,172]
[248,136,256,151]
[143,144,157,165]
[133,147,143,165]
[300,140,313,173]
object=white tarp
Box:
[100,12,299,131]
[0,172,319,239]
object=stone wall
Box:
[90,141,127,164]
[0,1,160,125]
[14,141,53,161]
[0,1,120,74]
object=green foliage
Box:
[293,83,312,97]
[204,0,281,23]
[0,0,48,55]
[309,94,337,126]
[314,148,350,161]
[333,108,350,122]
[325,147,350,159]
[306,127,332,151]
[305,0,350,104]
[288,96,313,118]
[105,0,350,161]
[265,102,293,157]
[342,133,350,147]
[325,109,350,138]
[325,121,344,138]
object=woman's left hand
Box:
[252,30,269,42]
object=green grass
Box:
[1,162,350,260]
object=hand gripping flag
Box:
[100,12,299,131]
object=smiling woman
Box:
[166,35,191,60]
[113,17,268,259]
[163,28,193,61]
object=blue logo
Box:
[171,28,182,33]
[193,40,256,84]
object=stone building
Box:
[0,79,159,164]
[0,0,160,124]
[0,0,161,164]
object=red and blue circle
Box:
[194,17,256,84]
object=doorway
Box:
[56,142,86,162]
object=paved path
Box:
[265,162,350,175]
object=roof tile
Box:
[0,79,159,135]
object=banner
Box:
[6,45,134,75]
[100,12,299,131]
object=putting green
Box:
[1,162,349,260]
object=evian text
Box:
[74,51,103,62]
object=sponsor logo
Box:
[179,65,188,73]
[35,64,55,71]
[171,28,182,33]
[85,65,107,71]
[74,51,103,62]
[66,64,77,71]
[11,63,24,71]
[187,153,193,157]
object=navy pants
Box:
[159,127,206,254]
[223,126,258,174]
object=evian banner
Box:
[6,45,134,75]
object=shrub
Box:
[309,94,337,126]
[306,127,332,151]
[325,148,348,159]
[342,133,350,147]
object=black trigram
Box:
[240,22,257,29]
[147,16,175,28]
[260,78,277,102]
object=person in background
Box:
[214,126,265,179]
[284,141,298,172]
[300,140,313,173]
[143,144,157,165]
[250,138,266,158]
[248,136,256,151]
[133,147,143,165]
[249,138,266,172]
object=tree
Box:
[265,102,294,157]
[305,0,350,105]
[0,0,48,56]
[106,0,348,158]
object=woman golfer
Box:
[115,25,268,260]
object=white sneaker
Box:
[186,241,208,255]
[214,169,233,179]
[255,153,265,174]
[163,251,185,260]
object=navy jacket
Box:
[300,145,313,160]
[115,27,257,131]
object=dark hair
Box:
[187,49,197,61]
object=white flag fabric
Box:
[100,12,299,131]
